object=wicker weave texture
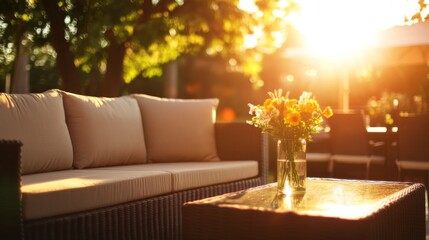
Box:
[182,183,426,240]
[367,183,426,240]
[25,178,262,240]
[0,140,23,240]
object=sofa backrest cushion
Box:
[132,94,220,163]
[0,90,73,174]
[62,91,147,168]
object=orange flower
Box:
[284,99,297,109]
[301,99,319,113]
[263,99,275,112]
[271,98,282,110]
[248,89,333,142]
[263,99,272,107]
[283,99,297,115]
[286,111,301,126]
[322,107,333,118]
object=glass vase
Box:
[277,139,307,195]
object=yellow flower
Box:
[286,111,301,126]
[283,99,297,115]
[322,106,333,118]
[264,98,283,112]
[285,99,297,109]
[301,99,319,113]
[271,98,282,110]
[263,98,272,107]
[263,99,275,112]
[248,89,333,142]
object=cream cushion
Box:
[93,161,258,191]
[396,160,429,170]
[306,153,331,162]
[331,154,371,164]
[62,91,147,168]
[21,169,171,220]
[0,90,73,174]
[132,94,220,163]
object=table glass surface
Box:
[196,178,411,220]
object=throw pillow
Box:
[62,91,147,168]
[132,94,220,163]
[0,90,73,174]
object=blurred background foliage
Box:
[1,0,429,121]
[0,0,297,96]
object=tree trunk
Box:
[164,60,178,98]
[100,32,126,97]
[40,0,82,93]
[12,33,30,93]
[85,67,102,96]
[11,25,29,93]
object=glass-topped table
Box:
[183,178,426,240]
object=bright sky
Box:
[239,0,429,58]
[293,0,428,58]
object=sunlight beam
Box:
[291,0,429,59]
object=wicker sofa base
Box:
[24,177,262,240]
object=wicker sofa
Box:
[0,90,268,240]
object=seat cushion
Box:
[93,161,258,191]
[396,160,429,170]
[370,155,385,165]
[306,153,331,162]
[0,90,73,174]
[331,154,371,164]
[21,169,171,220]
[62,91,147,168]
[131,94,220,163]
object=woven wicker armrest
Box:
[215,121,269,184]
[0,139,23,240]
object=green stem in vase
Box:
[278,139,304,193]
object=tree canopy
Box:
[2,0,428,97]
[1,0,297,96]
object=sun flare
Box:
[239,0,428,58]
[290,0,428,58]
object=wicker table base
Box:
[183,178,426,240]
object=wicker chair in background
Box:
[328,110,385,180]
[396,114,429,191]
[0,140,23,240]
[307,131,332,178]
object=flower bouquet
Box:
[248,89,333,194]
